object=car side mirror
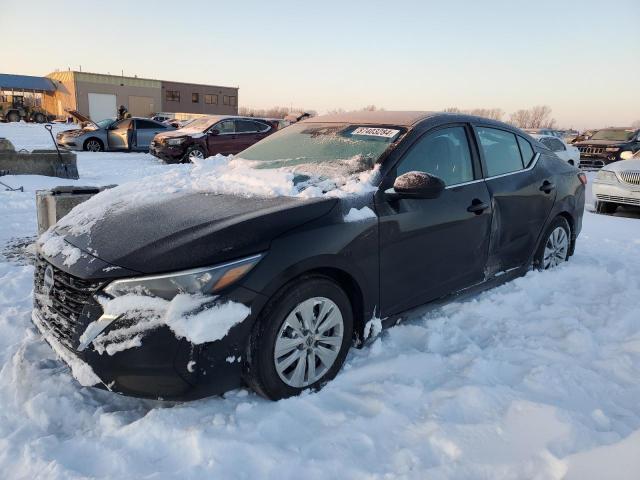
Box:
[387,171,445,200]
[620,151,634,160]
[208,129,220,136]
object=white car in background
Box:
[533,134,581,166]
[593,151,640,214]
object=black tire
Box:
[83,138,104,152]
[7,112,19,123]
[533,216,571,271]
[595,200,617,215]
[244,275,354,400]
[183,146,206,163]
[33,113,46,123]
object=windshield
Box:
[590,129,636,141]
[176,117,217,133]
[237,123,403,177]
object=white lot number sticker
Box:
[351,127,400,139]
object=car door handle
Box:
[539,181,555,193]
[467,199,489,214]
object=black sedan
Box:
[33,111,586,401]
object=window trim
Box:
[205,94,218,105]
[390,123,483,187]
[210,119,236,135]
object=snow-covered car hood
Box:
[59,192,337,274]
[155,129,203,140]
[603,158,640,172]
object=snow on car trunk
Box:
[1,123,640,478]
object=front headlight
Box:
[596,170,618,183]
[166,137,186,146]
[103,254,263,300]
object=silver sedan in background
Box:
[56,110,174,152]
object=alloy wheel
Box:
[189,149,205,160]
[543,226,569,269]
[86,140,102,152]
[273,297,344,388]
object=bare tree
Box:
[443,107,503,120]
[509,106,556,129]
[238,106,317,119]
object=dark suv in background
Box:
[150,116,277,163]
[574,127,640,169]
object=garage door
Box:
[88,93,116,121]
[128,96,155,117]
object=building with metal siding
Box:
[41,71,238,120]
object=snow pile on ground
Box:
[1,123,640,479]
[0,121,76,151]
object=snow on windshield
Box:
[43,154,379,240]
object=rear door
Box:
[135,119,167,150]
[235,120,273,151]
[473,126,556,275]
[377,124,493,316]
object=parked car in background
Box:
[151,114,172,123]
[56,111,175,152]
[150,115,277,163]
[593,150,640,213]
[524,128,564,138]
[533,134,580,166]
[34,111,586,401]
[571,130,595,144]
[574,127,640,169]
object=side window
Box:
[114,119,132,130]
[397,126,474,186]
[214,120,235,134]
[256,121,271,132]
[137,120,162,129]
[550,138,566,152]
[235,120,260,133]
[517,136,535,167]
[477,127,524,177]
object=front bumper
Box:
[149,142,186,163]
[593,182,640,207]
[32,258,266,400]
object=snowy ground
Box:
[1,122,639,479]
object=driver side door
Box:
[376,124,493,316]
[107,119,131,150]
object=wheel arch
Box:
[557,211,576,256]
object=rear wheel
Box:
[33,113,46,123]
[534,216,571,270]
[245,276,353,400]
[6,112,19,122]
[595,200,617,215]
[84,138,104,152]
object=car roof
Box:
[305,111,440,127]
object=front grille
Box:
[33,257,104,350]
[578,146,606,155]
[596,194,640,206]
[619,171,640,186]
[579,158,605,170]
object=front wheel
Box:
[184,146,206,163]
[245,276,353,400]
[534,216,571,270]
[84,138,104,152]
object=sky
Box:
[3,0,639,129]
